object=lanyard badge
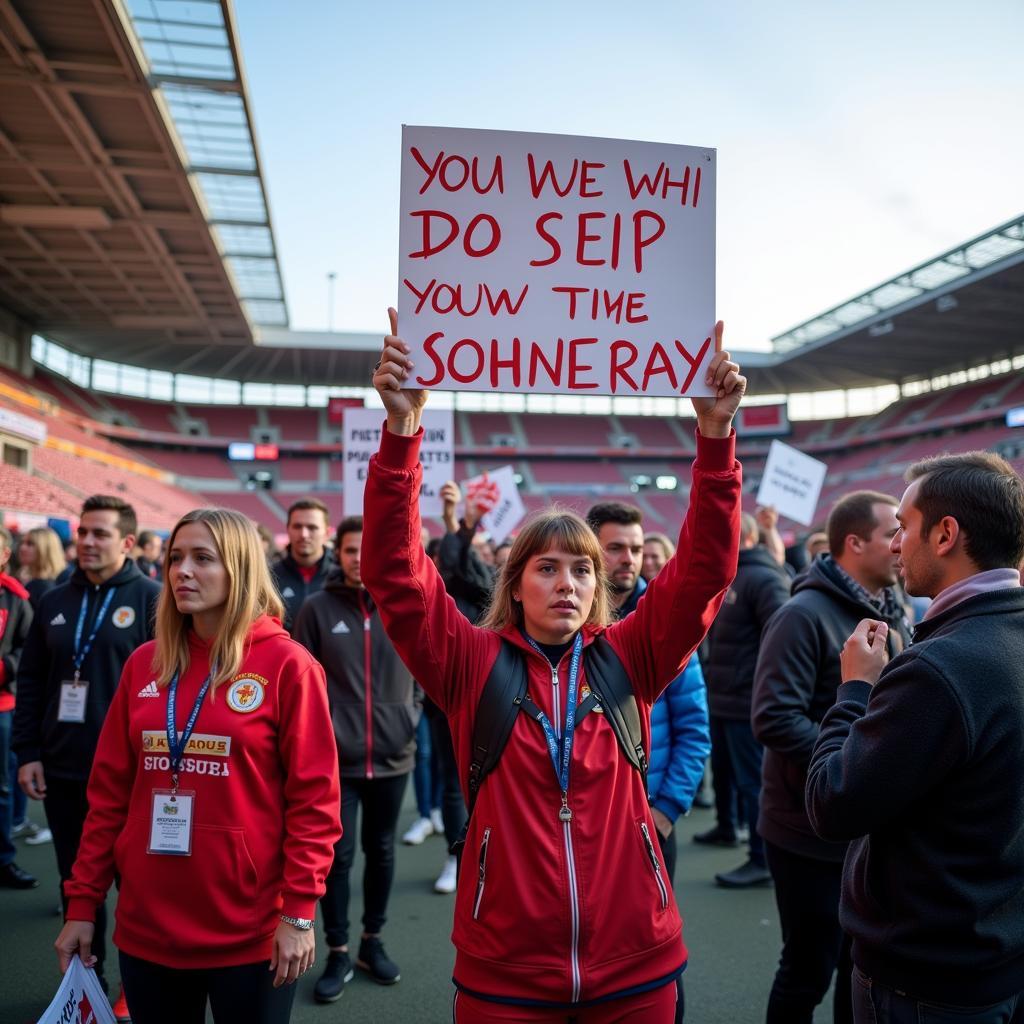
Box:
[524,633,584,822]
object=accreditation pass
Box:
[57,680,88,723]
[148,789,195,855]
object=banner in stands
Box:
[36,956,116,1024]
[756,440,828,527]
[398,125,716,399]
[461,464,525,546]
[343,407,453,518]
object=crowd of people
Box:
[0,313,1022,1024]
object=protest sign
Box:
[756,440,828,527]
[36,956,116,1024]
[398,125,716,398]
[343,407,453,518]
[462,465,525,546]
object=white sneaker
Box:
[402,817,434,846]
[10,820,39,839]
[430,808,445,835]
[434,855,458,894]
[25,828,53,846]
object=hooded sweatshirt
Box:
[293,568,420,779]
[751,555,911,861]
[63,615,341,969]
[12,559,160,779]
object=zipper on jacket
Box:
[472,827,491,919]
[360,592,373,779]
[640,821,669,911]
[563,808,581,1001]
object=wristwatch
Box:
[280,914,314,931]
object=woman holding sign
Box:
[363,309,744,1022]
[53,508,341,1024]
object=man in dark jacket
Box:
[272,497,335,632]
[13,495,159,992]
[702,512,791,887]
[0,525,34,889]
[294,515,419,1002]
[808,453,1024,1023]
[753,490,911,1024]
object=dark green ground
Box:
[0,796,835,1023]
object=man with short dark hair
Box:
[753,490,912,1024]
[135,530,162,581]
[0,524,34,889]
[294,516,418,1001]
[273,497,334,632]
[702,512,792,887]
[587,502,645,614]
[808,453,1024,1023]
[13,495,159,999]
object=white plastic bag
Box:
[36,955,117,1024]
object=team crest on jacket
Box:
[226,674,268,713]
[112,606,136,629]
[579,684,604,713]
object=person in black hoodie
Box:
[808,453,1024,1023]
[752,490,911,1024]
[12,495,159,997]
[293,515,420,1003]
[701,512,792,887]
[272,497,335,632]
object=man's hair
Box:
[906,451,1024,571]
[586,501,643,533]
[826,491,897,558]
[287,497,330,524]
[81,494,137,538]
[335,516,363,548]
[137,530,158,548]
[740,513,759,544]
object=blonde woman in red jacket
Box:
[54,508,341,1024]
[363,311,745,1024]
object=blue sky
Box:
[234,0,1023,352]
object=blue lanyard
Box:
[166,669,212,790]
[523,632,584,801]
[72,588,117,679]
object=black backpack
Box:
[452,634,648,855]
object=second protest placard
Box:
[398,126,715,398]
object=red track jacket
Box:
[64,615,341,969]
[363,425,740,1007]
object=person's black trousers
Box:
[321,773,408,948]
[120,951,295,1024]
[45,775,108,981]
[429,713,467,849]
[708,715,739,832]
[764,840,851,1024]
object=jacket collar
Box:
[70,557,144,590]
[615,574,647,620]
[912,586,1024,644]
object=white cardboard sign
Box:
[462,465,526,546]
[37,956,116,1024]
[398,125,716,398]
[756,440,828,527]
[343,408,454,518]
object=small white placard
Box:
[462,465,526,546]
[756,440,828,527]
[36,955,116,1024]
[343,407,454,518]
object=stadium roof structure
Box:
[0,0,299,377]
[746,213,1024,395]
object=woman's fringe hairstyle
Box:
[479,508,611,633]
[153,508,284,695]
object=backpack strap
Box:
[452,639,526,856]
[582,635,649,781]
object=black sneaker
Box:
[692,825,739,848]
[0,862,39,889]
[715,858,773,888]
[357,936,400,985]
[314,950,354,1003]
